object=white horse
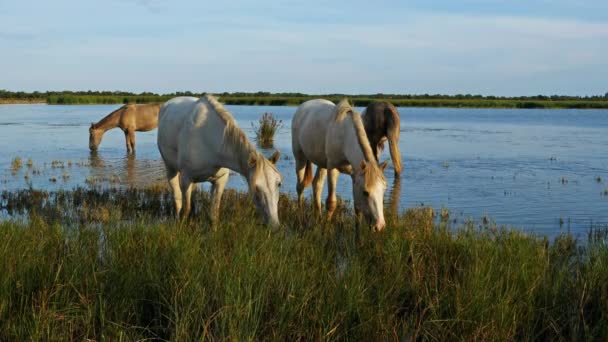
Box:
[157,95,282,226]
[292,99,388,231]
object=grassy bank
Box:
[1,186,607,340]
[46,94,608,109]
[0,99,47,104]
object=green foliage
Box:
[2,89,608,108]
[1,187,608,340]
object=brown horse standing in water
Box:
[89,103,162,153]
[362,101,402,176]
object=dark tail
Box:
[303,160,313,187]
[386,105,402,176]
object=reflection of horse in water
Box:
[88,150,104,169]
[387,178,401,218]
[89,103,162,153]
[362,102,402,177]
[125,153,136,184]
[88,151,165,187]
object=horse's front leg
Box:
[210,171,229,229]
[326,168,340,221]
[124,129,135,153]
[123,130,131,153]
[128,130,136,153]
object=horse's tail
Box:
[386,104,402,176]
[303,160,313,187]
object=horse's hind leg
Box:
[312,167,326,215]
[166,168,182,218]
[210,171,229,228]
[294,157,308,206]
[179,173,194,220]
[326,168,340,221]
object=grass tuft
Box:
[252,112,282,148]
[10,157,22,174]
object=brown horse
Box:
[89,103,161,153]
[361,101,402,176]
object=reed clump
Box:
[0,187,607,340]
[252,112,282,148]
[10,157,22,174]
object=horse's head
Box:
[89,123,103,151]
[247,150,282,227]
[352,160,389,231]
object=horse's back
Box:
[362,101,400,132]
[292,99,335,166]
[130,103,162,131]
[157,97,201,168]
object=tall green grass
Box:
[0,187,607,340]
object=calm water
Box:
[1,104,607,237]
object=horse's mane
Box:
[334,99,353,122]
[334,99,386,185]
[333,100,375,162]
[202,94,259,158]
[91,104,127,129]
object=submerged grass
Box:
[0,187,608,340]
[252,112,282,148]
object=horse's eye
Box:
[363,190,370,197]
[278,182,282,188]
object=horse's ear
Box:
[269,150,280,164]
[248,154,258,168]
[360,160,367,171]
[380,160,390,171]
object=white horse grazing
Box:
[292,99,388,231]
[157,95,282,226]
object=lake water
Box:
[1,104,607,237]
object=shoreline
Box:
[0,99,47,104]
[1,98,608,109]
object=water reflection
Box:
[88,150,165,188]
[89,151,104,168]
[387,178,401,218]
[125,153,136,185]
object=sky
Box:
[0,0,607,96]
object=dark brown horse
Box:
[89,103,161,153]
[361,102,402,176]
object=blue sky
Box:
[1,0,606,95]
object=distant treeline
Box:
[2,90,608,109]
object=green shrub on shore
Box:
[0,187,607,340]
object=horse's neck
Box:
[217,125,255,179]
[95,108,123,131]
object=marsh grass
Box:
[10,157,22,174]
[0,187,607,340]
[252,112,282,148]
